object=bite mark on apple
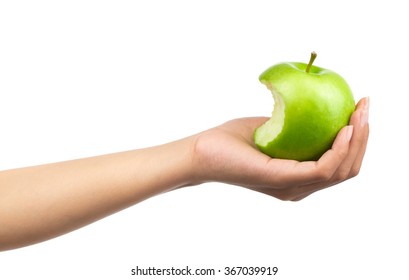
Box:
[255,84,285,147]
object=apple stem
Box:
[305,51,317,73]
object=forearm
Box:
[0,136,195,251]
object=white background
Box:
[0,0,407,279]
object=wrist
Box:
[151,135,201,192]
[169,134,204,190]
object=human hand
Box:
[0,97,369,250]
[191,97,369,201]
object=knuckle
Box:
[274,190,296,201]
[334,166,361,182]
[274,188,308,202]
[279,195,295,202]
[333,169,350,182]
[337,149,349,161]
[350,166,361,178]
[290,194,309,202]
[314,167,334,182]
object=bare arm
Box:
[0,97,369,251]
[0,138,195,251]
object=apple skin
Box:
[254,62,355,161]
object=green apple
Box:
[254,52,355,161]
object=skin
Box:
[0,97,369,251]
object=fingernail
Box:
[360,97,369,127]
[345,125,354,142]
[365,96,370,110]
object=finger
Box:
[329,97,369,182]
[350,99,370,176]
[290,98,370,200]
[291,180,340,201]
[254,99,368,201]
[350,125,369,176]
[283,125,353,187]
[291,192,313,201]
[312,124,354,181]
[280,125,353,199]
[257,125,353,200]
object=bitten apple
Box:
[254,52,355,161]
